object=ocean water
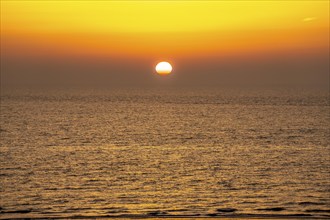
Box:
[0,87,329,219]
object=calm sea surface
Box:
[0,87,329,219]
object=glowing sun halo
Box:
[155,61,172,75]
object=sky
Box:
[1,1,329,87]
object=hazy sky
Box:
[1,1,329,87]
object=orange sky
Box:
[2,1,329,58]
[1,1,329,86]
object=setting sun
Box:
[155,61,172,75]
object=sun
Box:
[155,61,172,75]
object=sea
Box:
[0,87,329,219]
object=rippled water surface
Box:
[0,88,329,219]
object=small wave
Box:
[256,207,285,211]
[89,198,106,203]
[305,209,330,213]
[0,173,14,177]
[165,208,189,212]
[216,208,237,212]
[206,208,238,217]
[146,211,168,216]
[0,209,32,214]
[64,207,92,212]
[298,201,327,206]
[206,213,218,216]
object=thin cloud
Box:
[303,17,317,22]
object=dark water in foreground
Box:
[0,88,329,219]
